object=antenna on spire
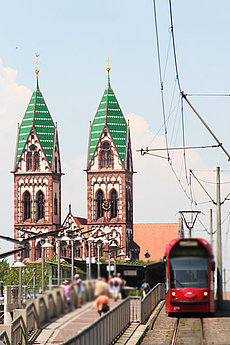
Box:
[105,57,112,88]
[35,53,40,90]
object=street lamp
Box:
[110,242,117,275]
[76,234,85,260]
[125,256,130,262]
[87,235,94,280]
[41,239,53,293]
[97,241,102,278]
[13,256,26,308]
[60,233,76,282]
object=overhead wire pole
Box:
[216,166,223,309]
[190,168,225,308]
[209,209,213,246]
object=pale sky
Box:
[1,1,230,289]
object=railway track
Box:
[170,317,206,345]
[141,306,207,345]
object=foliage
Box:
[46,255,57,263]
[0,260,50,287]
[0,260,10,282]
[130,287,142,297]
[125,259,156,266]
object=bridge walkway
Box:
[30,298,120,345]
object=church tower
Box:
[13,64,62,261]
[87,64,139,260]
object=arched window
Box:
[55,157,58,173]
[61,245,67,258]
[110,189,118,219]
[26,152,32,171]
[23,242,30,259]
[96,189,104,219]
[75,246,81,258]
[23,191,31,221]
[34,152,39,170]
[36,191,44,220]
[126,189,132,222]
[35,242,42,259]
[100,142,112,169]
[54,193,58,215]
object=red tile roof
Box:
[72,216,88,232]
[133,223,178,262]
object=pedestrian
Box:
[94,277,109,297]
[110,273,122,301]
[118,273,126,299]
[96,290,110,317]
[63,280,72,312]
[141,280,150,298]
[72,274,85,307]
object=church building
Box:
[61,64,140,261]
[13,66,61,261]
[85,64,139,260]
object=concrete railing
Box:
[0,280,96,345]
[0,282,164,345]
[61,283,165,345]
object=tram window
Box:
[164,259,169,293]
[170,257,208,289]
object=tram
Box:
[164,238,215,314]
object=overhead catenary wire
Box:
[151,0,197,205]
[186,93,230,97]
[168,0,190,193]
[152,0,170,161]
[168,0,182,93]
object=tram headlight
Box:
[203,291,208,297]
[172,291,176,298]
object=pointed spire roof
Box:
[88,66,127,166]
[16,69,56,167]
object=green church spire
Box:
[16,62,56,167]
[88,64,128,166]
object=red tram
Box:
[164,238,215,314]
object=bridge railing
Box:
[61,283,165,345]
[62,297,131,345]
[0,280,96,344]
[141,283,165,323]
[0,282,164,345]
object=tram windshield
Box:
[170,257,208,289]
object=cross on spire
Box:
[35,53,40,74]
[105,57,112,71]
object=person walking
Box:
[94,277,109,297]
[118,273,126,299]
[72,274,85,307]
[141,280,150,298]
[63,280,73,312]
[96,290,110,317]
[110,273,122,302]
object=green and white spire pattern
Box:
[16,77,55,167]
[88,71,127,166]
